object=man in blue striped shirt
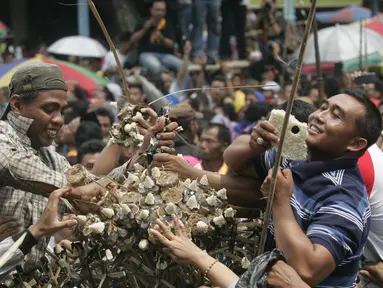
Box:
[224,88,382,287]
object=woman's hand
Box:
[150,214,205,266]
[153,153,194,178]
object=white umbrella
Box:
[48,36,108,58]
[296,24,383,64]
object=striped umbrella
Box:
[0,54,109,96]
[316,5,383,24]
[350,17,383,36]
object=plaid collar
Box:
[6,111,34,148]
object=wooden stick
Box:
[87,0,130,106]
[312,8,325,105]
[257,0,317,256]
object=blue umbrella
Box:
[316,5,381,24]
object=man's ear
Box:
[346,137,368,153]
[9,95,22,115]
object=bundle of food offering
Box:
[1,103,261,288]
[49,164,259,288]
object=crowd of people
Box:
[0,0,383,287]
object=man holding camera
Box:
[131,0,182,77]
[256,0,285,50]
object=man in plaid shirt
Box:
[0,63,176,272]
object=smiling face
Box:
[10,90,68,149]
[307,94,368,157]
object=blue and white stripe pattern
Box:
[255,149,371,288]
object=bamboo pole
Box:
[257,0,317,256]
[87,0,130,107]
[312,11,324,105]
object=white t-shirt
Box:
[358,144,383,287]
[102,50,127,72]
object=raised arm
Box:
[224,121,279,174]
[263,169,340,286]
[176,41,191,87]
[131,20,152,44]
[153,153,262,207]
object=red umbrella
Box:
[364,19,383,36]
[350,17,383,35]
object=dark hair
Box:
[75,121,103,149]
[77,139,105,164]
[152,0,166,7]
[245,102,270,122]
[211,74,226,84]
[278,100,316,124]
[71,100,89,118]
[188,97,200,112]
[324,76,340,98]
[129,83,144,93]
[342,88,382,151]
[119,31,132,43]
[231,73,241,81]
[203,123,231,145]
[220,103,237,122]
[104,87,115,102]
[95,107,114,126]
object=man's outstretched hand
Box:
[29,188,78,239]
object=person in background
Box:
[190,0,221,64]
[357,143,383,288]
[1,50,15,64]
[234,101,270,136]
[165,40,192,104]
[230,74,247,113]
[365,81,383,107]
[102,32,134,79]
[95,107,114,143]
[74,121,103,152]
[178,0,193,41]
[129,83,145,104]
[201,74,228,111]
[0,87,10,118]
[220,0,248,60]
[261,80,281,103]
[132,0,181,77]
[169,103,199,158]
[77,140,105,171]
[308,84,320,104]
[255,0,285,53]
[194,123,231,174]
[278,82,297,105]
[211,103,237,140]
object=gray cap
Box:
[2,63,68,120]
